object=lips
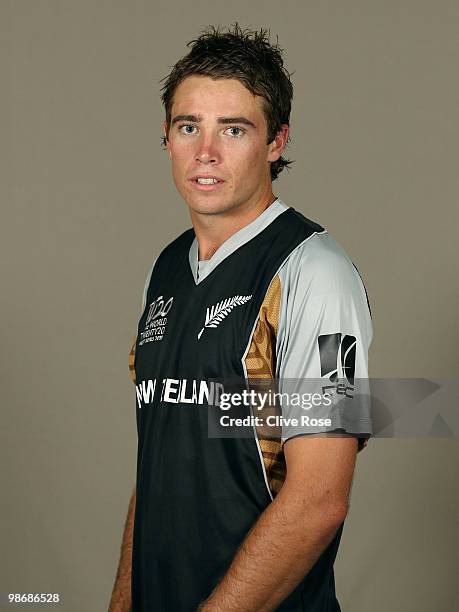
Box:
[188,175,226,191]
[189,175,225,183]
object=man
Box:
[109,23,373,612]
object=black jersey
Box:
[129,200,373,611]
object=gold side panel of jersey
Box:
[128,335,137,384]
[244,275,286,497]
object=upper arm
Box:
[276,235,373,451]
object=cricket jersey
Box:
[128,198,373,611]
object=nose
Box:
[195,132,221,165]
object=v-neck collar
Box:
[188,198,290,286]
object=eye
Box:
[225,126,245,137]
[178,124,197,135]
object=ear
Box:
[163,120,172,159]
[267,124,289,163]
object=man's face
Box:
[164,75,287,216]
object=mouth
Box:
[188,176,226,191]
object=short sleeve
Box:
[129,258,157,385]
[141,257,157,312]
[275,233,373,450]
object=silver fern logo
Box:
[197,294,252,340]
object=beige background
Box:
[1,1,458,610]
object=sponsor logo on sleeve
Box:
[318,333,356,397]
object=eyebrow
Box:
[171,114,256,128]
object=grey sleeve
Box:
[141,257,157,313]
[275,233,373,443]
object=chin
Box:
[187,199,232,215]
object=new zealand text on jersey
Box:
[135,377,225,409]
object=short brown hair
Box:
[160,22,294,181]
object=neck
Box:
[190,191,278,261]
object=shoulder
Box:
[140,227,194,311]
[278,230,367,299]
[274,228,373,348]
[159,227,195,259]
[145,227,194,285]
